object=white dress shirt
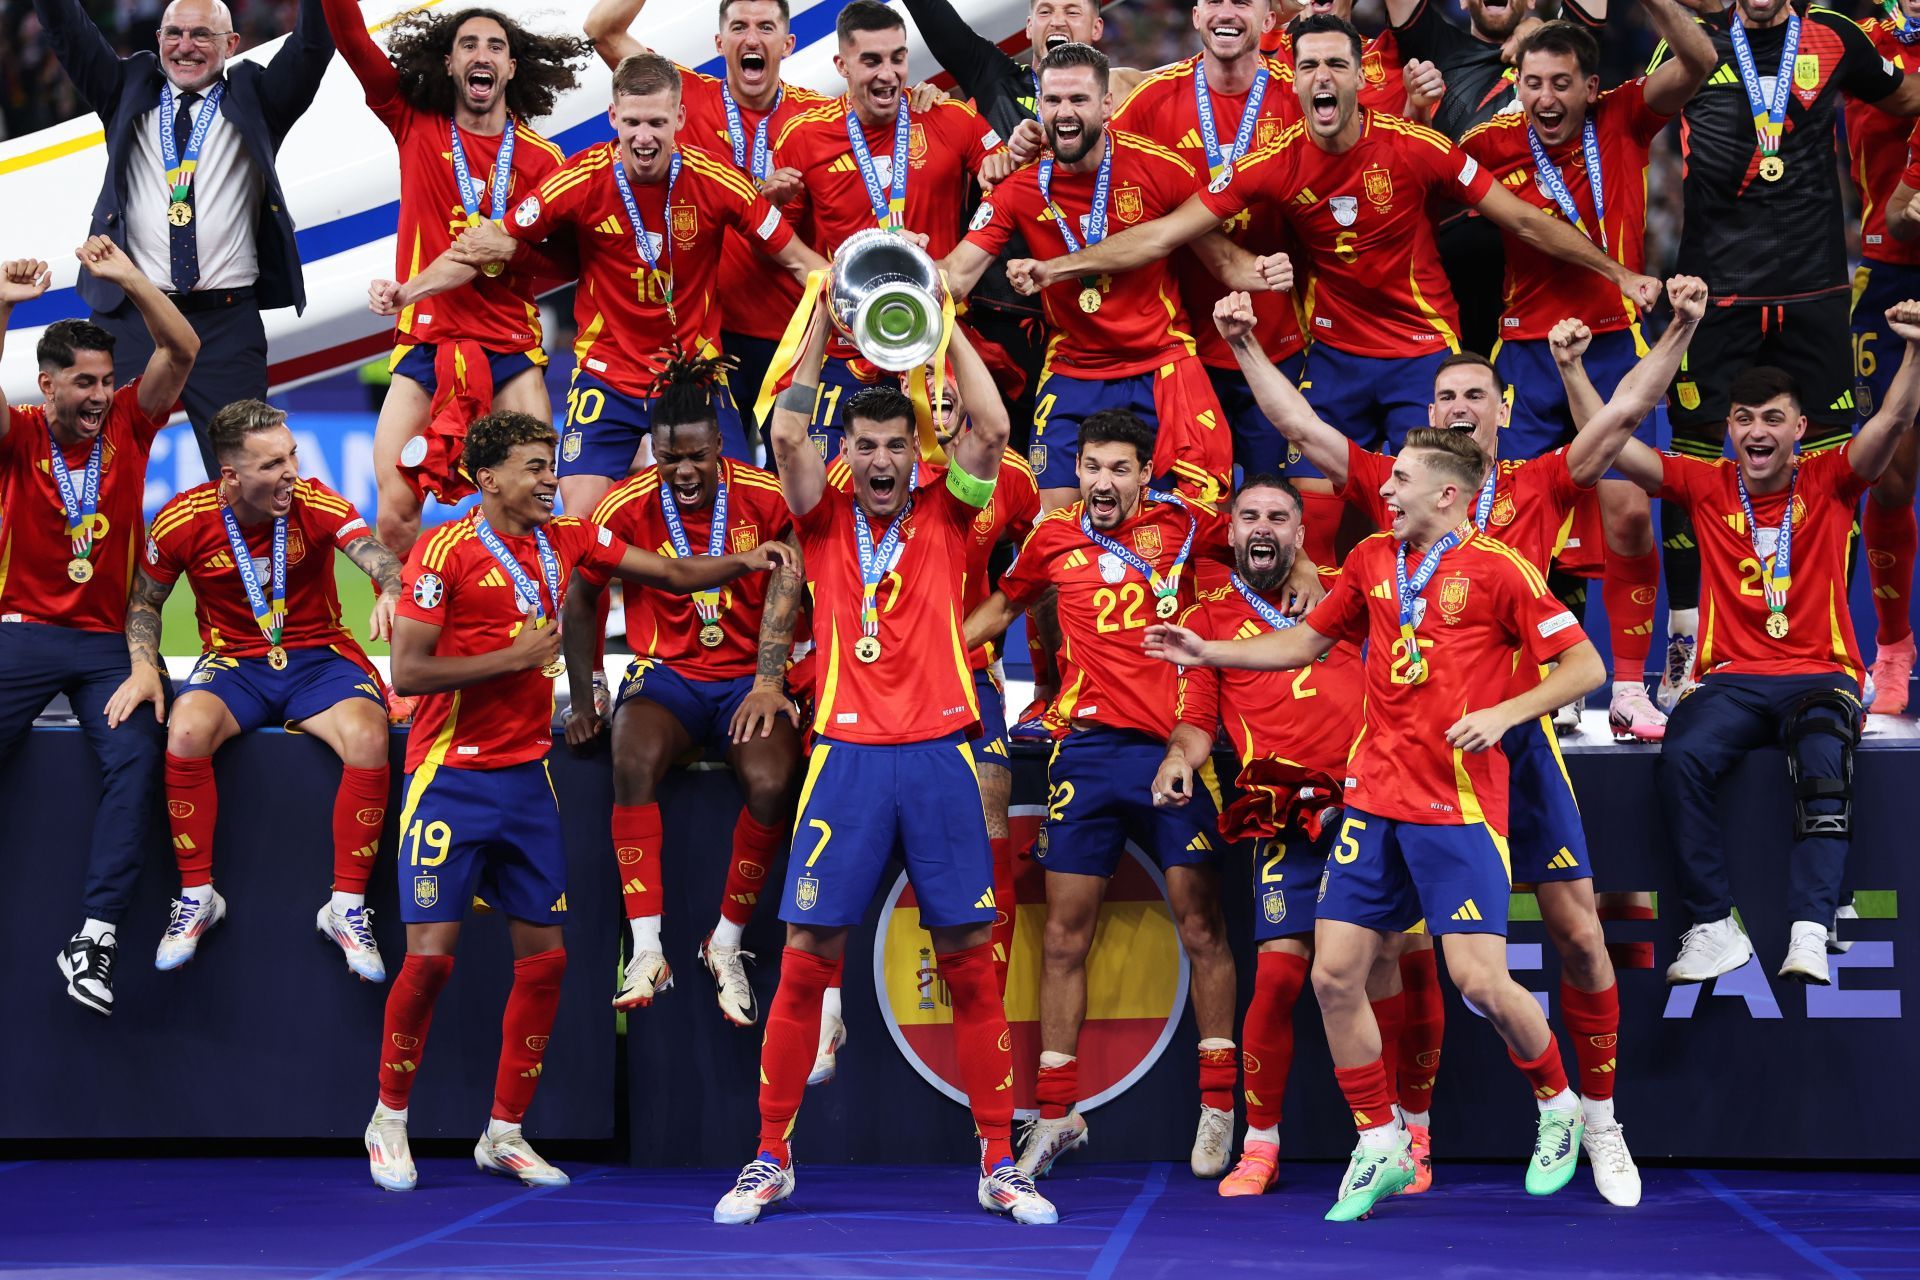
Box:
[124,82,264,293]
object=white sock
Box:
[1245,1123,1279,1146]
[1538,1088,1581,1116]
[81,918,115,943]
[1612,680,1649,698]
[1400,1108,1430,1129]
[331,891,365,915]
[1581,1095,1616,1127]
[629,915,662,953]
[1357,1117,1403,1152]
[821,986,842,1024]
[1039,1050,1076,1070]
[376,1103,408,1123]
[486,1116,520,1140]
[1198,1037,1235,1050]
[1669,608,1698,643]
[181,883,214,906]
[711,917,745,949]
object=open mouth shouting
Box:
[672,475,705,505]
[1309,88,1339,128]
[465,65,498,107]
[1044,31,1072,53]
[1087,487,1122,527]
[1741,437,1782,470]
[1244,534,1281,573]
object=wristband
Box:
[946,457,996,509]
[776,384,820,414]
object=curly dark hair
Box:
[464,409,558,474]
[383,7,593,122]
[650,350,734,444]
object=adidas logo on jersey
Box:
[1450,899,1484,922]
[974,887,997,911]
[1187,832,1214,854]
[1546,848,1580,871]
[594,216,624,235]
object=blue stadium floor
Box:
[0,1158,1914,1278]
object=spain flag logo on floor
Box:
[874,806,1189,1115]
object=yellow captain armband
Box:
[946,458,996,509]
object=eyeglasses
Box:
[158,26,234,46]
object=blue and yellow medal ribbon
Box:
[846,96,912,230]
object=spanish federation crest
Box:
[1263,887,1286,925]
[1363,164,1393,209]
[1132,526,1164,560]
[1439,574,1471,619]
[730,524,760,553]
[671,205,698,246]
[1330,195,1358,227]
[796,874,820,911]
[1490,490,1516,527]
[1114,184,1144,224]
[413,875,439,908]
[1363,50,1386,85]
[909,122,929,160]
[1794,53,1821,94]
[1257,118,1282,148]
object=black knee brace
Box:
[1783,689,1861,840]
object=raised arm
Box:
[769,293,833,515]
[730,532,807,742]
[319,0,402,108]
[582,0,647,69]
[341,535,405,642]
[943,322,1008,488]
[0,258,53,428]
[103,569,174,728]
[939,240,999,301]
[260,0,337,138]
[1009,193,1222,295]
[1214,291,1351,487]
[1475,182,1660,311]
[76,237,196,423]
[902,0,1017,104]
[1564,275,1706,486]
[1551,317,1664,494]
[30,0,127,112]
[1639,0,1716,116]
[1851,300,1920,483]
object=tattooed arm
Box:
[729,532,806,743]
[343,535,404,642]
[105,569,174,727]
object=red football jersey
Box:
[675,67,833,341]
[965,132,1205,377]
[398,513,628,771]
[1660,448,1868,682]
[1306,531,1586,833]
[775,96,1002,259]
[505,143,795,397]
[322,0,566,352]
[1175,567,1365,778]
[828,448,1040,669]
[1112,55,1308,369]
[1265,27,1408,116]
[0,383,164,634]
[145,478,374,661]
[1461,81,1667,341]
[583,458,791,681]
[1340,440,1585,572]
[1199,110,1493,358]
[796,479,987,744]
[1850,22,1920,268]
[1000,497,1231,739]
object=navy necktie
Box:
[168,90,201,292]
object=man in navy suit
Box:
[32,0,332,477]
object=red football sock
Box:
[332,764,388,893]
[1332,1057,1397,1134]
[1370,990,1406,1097]
[1198,1041,1237,1112]
[1296,488,1348,569]
[720,810,783,927]
[378,952,454,1110]
[1242,951,1308,1130]
[989,835,1017,996]
[939,942,1016,1170]
[611,803,663,922]
[165,752,218,888]
[492,948,566,1124]
[1864,497,1917,646]
[1396,948,1444,1115]
[1510,1034,1572,1102]
[1602,544,1660,683]
[1036,1057,1079,1120]
[1559,981,1620,1102]
[757,946,839,1164]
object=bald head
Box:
[159,0,239,91]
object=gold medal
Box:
[482,261,504,278]
[267,645,288,671]
[542,658,567,678]
[1078,286,1102,314]
[1766,611,1790,639]
[167,200,193,226]
[1759,155,1785,183]
[1155,594,1178,619]
[853,635,883,664]
[699,623,724,649]
[67,557,93,584]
